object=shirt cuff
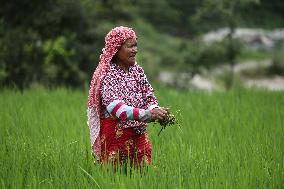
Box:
[148,104,159,110]
[139,109,152,122]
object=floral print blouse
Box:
[100,63,158,129]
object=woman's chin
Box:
[128,61,136,66]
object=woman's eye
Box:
[124,43,137,49]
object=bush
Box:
[270,52,284,75]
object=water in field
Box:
[0,88,283,188]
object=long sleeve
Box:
[107,100,151,121]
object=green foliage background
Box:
[0,0,284,88]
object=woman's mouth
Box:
[129,55,136,59]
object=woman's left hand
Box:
[149,107,169,122]
[159,107,170,115]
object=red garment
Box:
[100,118,152,167]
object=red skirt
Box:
[100,118,152,168]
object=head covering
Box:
[87,26,137,160]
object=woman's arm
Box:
[106,100,151,121]
[107,100,168,122]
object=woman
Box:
[87,26,168,168]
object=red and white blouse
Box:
[100,63,158,129]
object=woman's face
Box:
[116,38,138,67]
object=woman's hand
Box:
[160,107,170,114]
[149,107,169,121]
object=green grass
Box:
[0,87,283,188]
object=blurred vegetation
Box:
[0,0,284,89]
[270,41,284,75]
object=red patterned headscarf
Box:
[87,26,137,160]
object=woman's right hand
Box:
[149,107,169,121]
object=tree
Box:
[193,0,259,89]
[0,0,93,88]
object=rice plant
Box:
[0,87,283,188]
